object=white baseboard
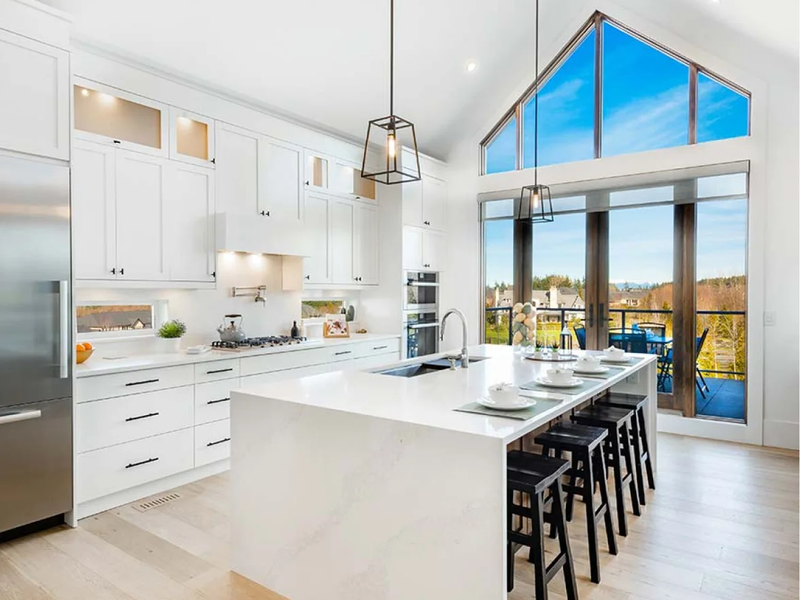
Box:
[76,459,230,521]
[657,412,749,444]
[763,419,800,450]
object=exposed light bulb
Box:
[466,62,477,73]
[532,189,540,208]
[81,88,90,97]
[387,132,397,158]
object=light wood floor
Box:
[0,434,797,600]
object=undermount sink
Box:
[377,356,489,378]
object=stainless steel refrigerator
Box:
[0,153,73,536]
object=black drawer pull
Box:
[207,397,230,405]
[334,350,352,356]
[207,437,231,448]
[206,367,234,375]
[373,345,388,350]
[125,378,159,387]
[125,412,159,422]
[125,457,159,469]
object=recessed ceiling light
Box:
[466,62,478,73]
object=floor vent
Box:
[132,492,182,512]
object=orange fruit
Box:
[82,342,93,351]
[76,343,86,352]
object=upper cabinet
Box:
[74,80,169,158]
[402,175,447,231]
[168,162,216,282]
[0,28,69,160]
[403,226,446,272]
[216,122,303,224]
[169,108,215,168]
[305,151,377,202]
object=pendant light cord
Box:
[533,0,539,187]
[390,0,394,119]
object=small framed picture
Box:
[323,316,350,338]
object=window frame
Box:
[76,300,168,341]
[480,11,752,175]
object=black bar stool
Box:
[597,392,655,505]
[571,405,641,537]
[535,423,618,584]
[506,451,578,600]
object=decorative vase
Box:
[511,302,537,348]
[156,337,181,354]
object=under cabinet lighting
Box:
[80,88,90,97]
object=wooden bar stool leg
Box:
[565,454,578,522]
[546,447,562,542]
[583,449,600,584]
[530,492,548,600]
[628,413,647,506]
[638,408,656,490]
[551,479,578,600]
[608,434,628,537]
[595,446,618,556]
[620,422,641,517]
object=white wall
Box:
[442,0,799,448]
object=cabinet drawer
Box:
[240,363,331,389]
[77,428,194,503]
[194,359,240,384]
[240,347,331,376]
[350,354,401,372]
[77,385,194,453]
[195,378,239,425]
[351,338,401,359]
[77,365,194,403]
[195,419,230,467]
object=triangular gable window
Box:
[482,12,750,175]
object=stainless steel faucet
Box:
[440,308,469,368]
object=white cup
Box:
[487,383,521,408]
[603,347,625,359]
[577,355,602,370]
[547,368,574,384]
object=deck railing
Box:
[484,305,746,380]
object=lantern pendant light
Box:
[361,0,422,185]
[516,0,554,223]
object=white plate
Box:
[601,356,631,364]
[477,395,536,411]
[572,365,610,375]
[534,376,584,389]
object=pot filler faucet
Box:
[440,308,469,368]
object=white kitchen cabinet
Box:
[169,107,215,168]
[402,175,447,232]
[0,28,69,160]
[73,79,168,158]
[331,159,377,201]
[259,136,303,223]
[168,162,216,282]
[304,150,330,193]
[330,200,355,285]
[215,122,259,215]
[72,141,117,280]
[115,150,168,281]
[403,225,446,272]
[303,193,331,284]
[354,203,379,285]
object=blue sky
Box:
[483,21,749,290]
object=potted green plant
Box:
[549,340,560,357]
[156,319,186,354]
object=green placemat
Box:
[520,378,604,395]
[600,356,645,367]
[454,397,564,421]
[570,366,625,380]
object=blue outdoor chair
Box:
[658,328,710,398]
[608,328,648,354]
[573,325,586,350]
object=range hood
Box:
[216,212,312,257]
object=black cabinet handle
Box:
[113,139,121,144]
[334,350,352,356]
[120,268,125,275]
[305,180,310,186]
[305,275,310,280]
[125,378,160,387]
[211,158,216,164]
[125,457,159,469]
[207,437,230,448]
[111,267,116,275]
[125,412,159,422]
[373,345,388,351]
[206,367,234,375]
[207,397,230,405]
[211,271,216,278]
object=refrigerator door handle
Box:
[58,280,69,379]
[0,410,42,426]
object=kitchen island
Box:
[230,344,658,600]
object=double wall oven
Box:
[403,271,440,358]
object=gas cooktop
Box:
[211,336,317,351]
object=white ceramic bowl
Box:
[603,347,625,359]
[576,355,602,370]
[487,384,521,407]
[547,368,575,384]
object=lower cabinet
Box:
[195,419,231,468]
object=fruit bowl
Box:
[76,348,94,364]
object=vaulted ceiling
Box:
[45,0,798,159]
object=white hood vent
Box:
[216,212,312,257]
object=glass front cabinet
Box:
[169,107,216,168]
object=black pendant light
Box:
[516,0,554,223]
[361,0,421,185]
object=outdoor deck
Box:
[661,376,746,421]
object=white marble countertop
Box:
[75,333,402,378]
[234,344,658,444]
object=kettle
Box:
[217,314,246,343]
